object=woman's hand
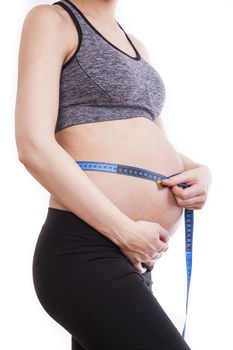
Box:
[120,220,170,274]
[161,165,212,210]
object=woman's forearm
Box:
[18,139,136,248]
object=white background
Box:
[1,0,233,349]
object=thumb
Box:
[160,177,174,187]
[161,172,187,187]
[134,262,146,274]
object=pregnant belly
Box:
[50,117,185,236]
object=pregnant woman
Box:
[15,0,212,349]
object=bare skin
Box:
[15,0,193,273]
[50,1,185,233]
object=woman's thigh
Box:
[32,208,191,350]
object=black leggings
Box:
[32,207,191,350]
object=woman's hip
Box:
[31,208,192,349]
[32,207,153,312]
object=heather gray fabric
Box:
[52,0,166,133]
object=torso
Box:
[49,2,185,236]
[50,117,184,235]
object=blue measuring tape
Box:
[76,160,193,338]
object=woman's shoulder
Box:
[23,4,64,25]
[20,3,76,63]
[21,3,71,40]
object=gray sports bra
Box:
[52,0,166,133]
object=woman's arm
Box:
[15,5,136,248]
[136,35,208,174]
[153,117,212,208]
[130,36,212,208]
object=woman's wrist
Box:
[100,215,136,249]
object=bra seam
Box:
[75,60,116,102]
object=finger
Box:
[176,195,205,206]
[158,226,170,242]
[142,260,154,268]
[183,202,205,210]
[151,251,162,259]
[161,171,194,187]
[158,241,168,253]
[134,262,147,274]
[171,183,201,200]
[152,252,162,260]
